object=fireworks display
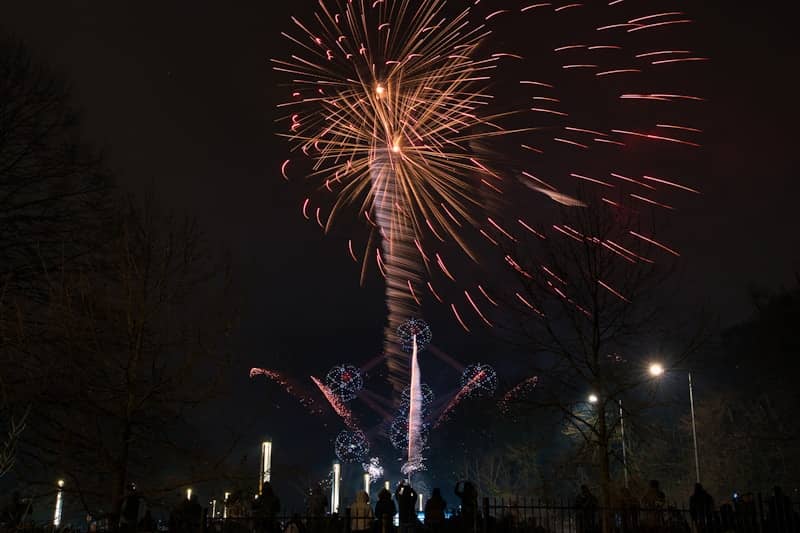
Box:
[270,0,705,468]
[362,456,385,483]
[311,375,360,431]
[325,364,364,402]
[274,0,528,394]
[397,318,432,353]
[276,0,705,336]
[460,363,498,397]
[401,383,434,411]
[249,367,321,413]
[335,430,370,463]
[406,334,424,476]
[499,376,539,413]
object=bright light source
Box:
[186,488,192,501]
[384,480,390,491]
[418,493,423,512]
[364,473,371,496]
[588,394,599,404]
[260,440,272,493]
[391,140,401,153]
[331,462,341,514]
[376,84,385,96]
[54,480,64,527]
[649,363,665,377]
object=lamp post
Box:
[649,362,700,483]
[331,462,341,514]
[259,440,273,495]
[54,479,65,527]
[363,473,371,496]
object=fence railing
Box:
[201,498,800,533]
[482,496,800,533]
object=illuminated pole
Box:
[364,473,371,496]
[53,479,65,527]
[418,493,423,512]
[384,480,390,491]
[259,440,273,494]
[223,492,230,519]
[649,363,700,483]
[689,372,700,483]
[211,499,217,518]
[619,400,629,488]
[186,488,192,501]
[331,462,341,514]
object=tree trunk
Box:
[111,423,132,526]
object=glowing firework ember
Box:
[406,335,424,476]
[397,318,432,353]
[434,364,497,427]
[460,363,498,397]
[335,430,370,463]
[311,375,360,431]
[362,457,384,483]
[249,368,320,413]
[276,0,705,335]
[325,364,364,402]
[275,0,527,394]
[499,376,539,413]
[401,383,434,411]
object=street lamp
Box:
[587,394,599,404]
[648,363,664,377]
[650,362,700,483]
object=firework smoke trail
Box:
[310,376,360,431]
[498,376,539,413]
[372,148,422,395]
[249,368,320,413]
[276,0,528,382]
[433,370,486,428]
[405,335,423,478]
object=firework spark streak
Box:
[249,368,320,413]
[311,376,360,431]
[405,335,424,477]
[433,369,486,428]
[276,0,524,394]
[499,376,539,413]
[277,0,704,335]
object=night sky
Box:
[3,0,799,507]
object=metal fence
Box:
[482,496,800,533]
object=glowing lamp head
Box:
[649,363,665,377]
[57,479,65,488]
[587,394,599,404]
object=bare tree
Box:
[500,204,703,529]
[9,197,236,517]
[0,36,112,301]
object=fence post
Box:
[343,507,351,533]
[483,497,490,533]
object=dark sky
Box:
[3,0,799,506]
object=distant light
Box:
[54,480,64,527]
[376,84,386,96]
[331,462,341,514]
[391,140,401,153]
[186,488,192,501]
[364,473,371,496]
[385,480,391,490]
[418,493,423,512]
[588,394,599,404]
[260,441,273,492]
[649,363,665,377]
